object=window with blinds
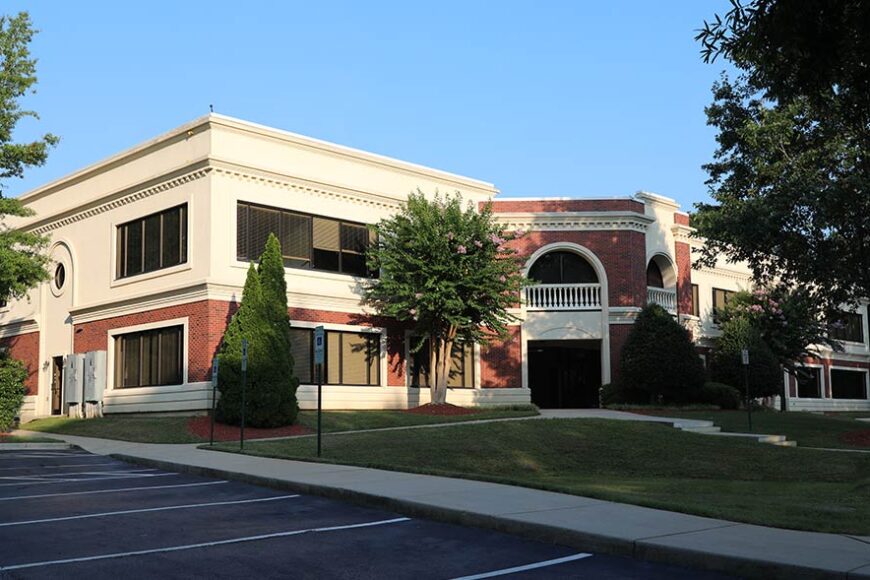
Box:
[236,202,373,277]
[691,284,700,317]
[830,311,865,343]
[114,325,183,388]
[409,338,474,389]
[288,327,380,386]
[712,288,736,324]
[117,205,188,279]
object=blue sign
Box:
[314,326,325,365]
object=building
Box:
[1,115,868,422]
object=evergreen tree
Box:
[215,235,298,427]
[619,304,706,404]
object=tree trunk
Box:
[429,329,456,405]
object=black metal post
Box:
[317,364,322,458]
[240,340,248,451]
[210,357,218,446]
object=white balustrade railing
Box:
[648,287,677,313]
[525,283,602,311]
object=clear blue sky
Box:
[7,1,733,210]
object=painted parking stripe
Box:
[0,469,158,484]
[0,517,411,571]
[0,472,177,487]
[0,480,227,502]
[450,553,594,579]
[0,462,118,472]
[0,494,301,528]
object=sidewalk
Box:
[15,429,870,580]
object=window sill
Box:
[111,263,192,288]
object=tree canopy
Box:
[693,1,870,314]
[363,191,528,404]
[0,12,57,302]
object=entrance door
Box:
[528,340,601,408]
[51,356,64,415]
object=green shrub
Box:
[0,353,27,432]
[619,304,707,404]
[600,382,648,406]
[216,234,299,428]
[709,322,782,399]
[699,382,741,409]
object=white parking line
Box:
[0,517,412,571]
[0,472,177,487]
[0,462,118,472]
[0,480,227,502]
[0,469,158,484]
[0,494,301,528]
[450,553,594,579]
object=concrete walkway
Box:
[14,429,870,580]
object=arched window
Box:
[646,260,664,288]
[529,251,598,284]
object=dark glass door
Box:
[528,343,601,408]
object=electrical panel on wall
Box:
[63,353,85,406]
[83,350,107,418]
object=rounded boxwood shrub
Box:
[700,382,741,409]
[600,382,648,407]
[709,336,782,399]
[0,353,27,432]
[619,304,706,404]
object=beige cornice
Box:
[0,319,39,338]
[210,161,403,211]
[697,265,752,283]
[493,211,654,232]
[27,164,211,235]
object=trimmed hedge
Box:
[619,304,706,404]
[709,339,782,399]
[699,382,742,410]
[0,354,27,432]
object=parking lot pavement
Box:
[0,450,736,579]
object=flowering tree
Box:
[364,191,528,405]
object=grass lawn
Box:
[213,418,870,535]
[640,409,870,450]
[0,435,61,443]
[23,406,539,444]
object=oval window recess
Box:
[54,263,66,290]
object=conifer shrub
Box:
[215,234,298,427]
[619,304,706,404]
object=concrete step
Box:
[677,426,722,434]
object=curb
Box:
[0,442,73,450]
[110,453,858,580]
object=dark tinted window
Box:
[117,205,187,278]
[830,311,864,343]
[289,327,380,386]
[712,288,736,324]
[646,261,664,288]
[237,202,374,277]
[528,251,597,284]
[831,369,868,399]
[410,338,474,389]
[796,368,822,398]
[115,325,183,388]
[691,284,700,317]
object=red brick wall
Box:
[675,241,693,315]
[608,324,632,384]
[480,326,522,388]
[511,231,647,308]
[488,199,645,213]
[0,331,39,395]
[673,213,690,226]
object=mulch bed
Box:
[404,403,478,416]
[839,429,870,448]
[187,416,313,442]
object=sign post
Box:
[240,338,248,451]
[741,348,752,432]
[314,326,325,458]
[209,357,219,446]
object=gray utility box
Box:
[84,350,107,402]
[63,353,85,405]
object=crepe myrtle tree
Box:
[364,191,529,405]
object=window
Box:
[528,251,597,284]
[54,264,66,290]
[117,205,188,278]
[236,202,374,277]
[830,311,865,343]
[409,338,475,389]
[114,325,183,388]
[831,369,868,400]
[646,261,664,288]
[691,284,700,317]
[0,299,6,309]
[712,288,736,324]
[288,327,380,386]
[796,367,822,398]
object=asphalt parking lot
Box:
[0,449,736,579]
